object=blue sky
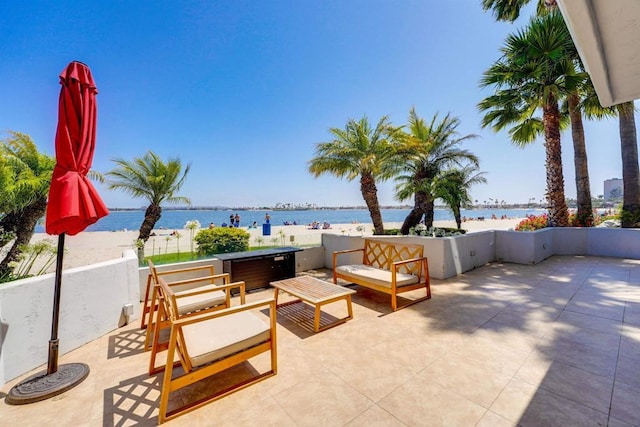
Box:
[0,1,629,208]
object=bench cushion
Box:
[175,285,226,315]
[336,264,419,289]
[182,311,271,368]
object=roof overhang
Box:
[557,0,640,107]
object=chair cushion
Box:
[175,285,226,315]
[336,264,419,288]
[182,311,271,368]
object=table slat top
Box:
[271,275,355,303]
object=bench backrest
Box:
[362,239,424,276]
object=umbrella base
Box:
[5,363,90,405]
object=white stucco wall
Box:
[0,250,139,387]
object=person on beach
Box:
[229,214,235,227]
[234,213,240,227]
[209,222,215,229]
[265,213,270,224]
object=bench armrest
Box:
[332,248,364,269]
[333,248,364,256]
[391,257,429,281]
[391,257,428,267]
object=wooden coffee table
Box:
[270,275,356,332]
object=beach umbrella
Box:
[7,61,109,404]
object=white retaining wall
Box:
[0,249,140,386]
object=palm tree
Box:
[484,0,640,228]
[106,151,191,242]
[436,165,487,229]
[308,115,402,235]
[482,0,555,22]
[479,12,578,227]
[617,102,640,227]
[394,109,479,234]
[0,132,56,276]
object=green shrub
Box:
[410,225,466,237]
[194,227,250,255]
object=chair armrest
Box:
[174,298,276,327]
[157,265,214,277]
[166,273,230,287]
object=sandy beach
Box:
[28,218,523,271]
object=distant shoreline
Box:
[108,204,548,212]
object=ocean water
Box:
[35,208,545,233]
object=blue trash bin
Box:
[262,223,271,236]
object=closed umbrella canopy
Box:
[45,61,108,235]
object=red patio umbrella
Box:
[7,61,109,404]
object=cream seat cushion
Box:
[336,264,419,288]
[182,311,270,368]
[175,285,226,315]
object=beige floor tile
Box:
[272,371,372,427]
[475,410,517,427]
[345,404,406,427]
[620,325,640,361]
[611,381,640,425]
[516,387,608,427]
[557,310,623,335]
[328,351,421,402]
[420,352,511,408]
[448,333,531,377]
[614,355,640,389]
[624,301,640,326]
[536,335,619,378]
[490,377,540,422]
[516,356,613,414]
[565,295,626,321]
[607,415,637,427]
[378,375,486,426]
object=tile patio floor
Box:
[1,255,640,426]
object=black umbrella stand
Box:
[6,233,90,404]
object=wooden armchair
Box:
[156,276,277,424]
[143,260,236,353]
[141,260,229,329]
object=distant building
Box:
[604,178,623,201]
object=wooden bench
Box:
[332,238,431,311]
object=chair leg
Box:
[140,274,153,329]
[144,286,160,350]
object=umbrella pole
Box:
[47,233,66,374]
[6,232,90,405]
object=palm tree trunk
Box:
[424,196,436,228]
[618,101,640,227]
[138,203,163,241]
[360,173,384,235]
[400,191,429,234]
[0,197,47,276]
[568,92,593,226]
[453,203,462,229]
[542,100,569,227]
